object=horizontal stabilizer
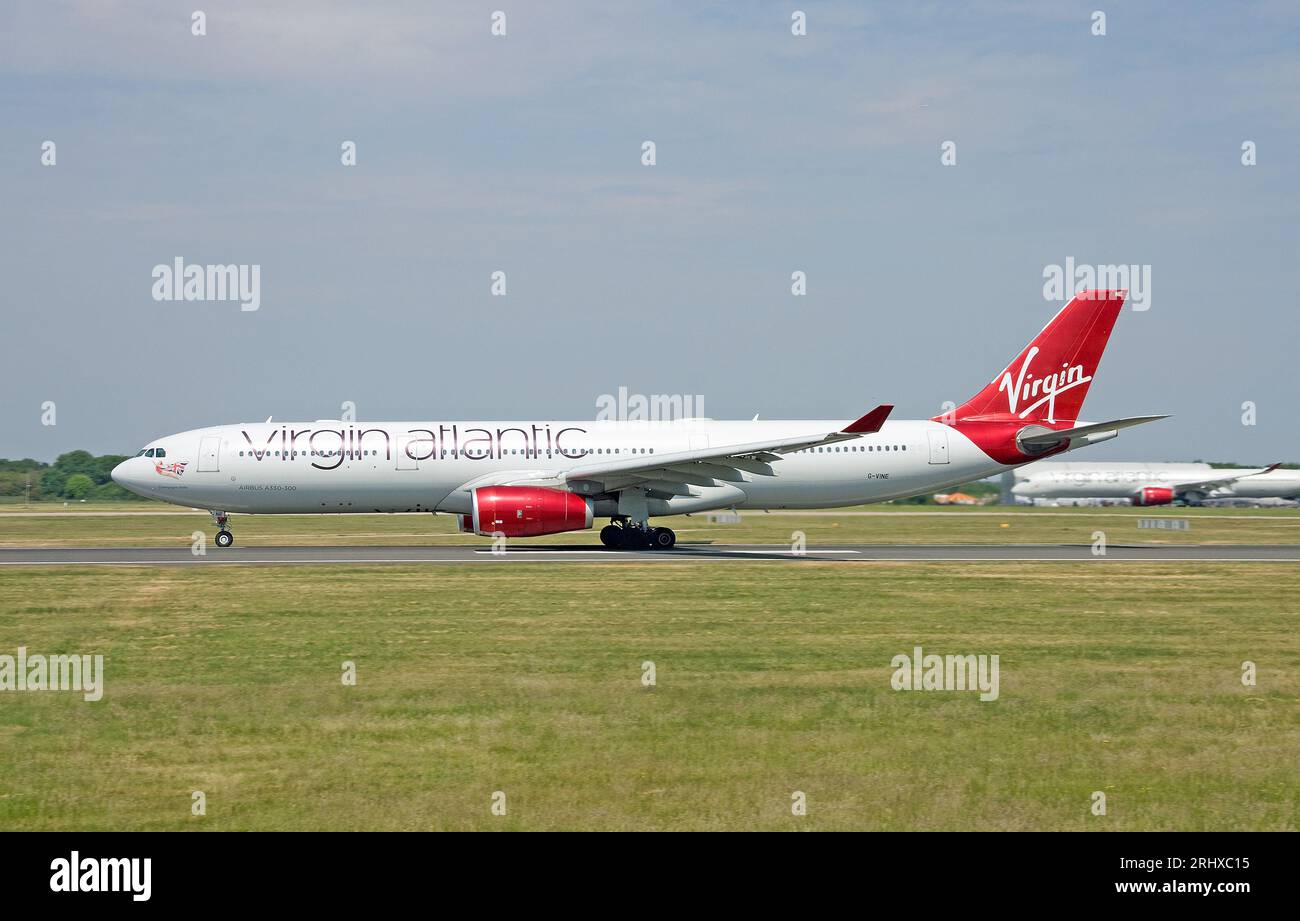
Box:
[1017,414,1169,447]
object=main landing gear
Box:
[600,520,676,550]
[211,511,234,548]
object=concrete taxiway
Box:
[1,544,1298,566]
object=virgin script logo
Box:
[997,347,1090,423]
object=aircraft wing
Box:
[560,404,893,495]
[442,405,894,499]
[1168,463,1282,494]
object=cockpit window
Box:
[154,448,166,458]
[145,449,155,457]
[135,450,146,457]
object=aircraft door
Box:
[927,428,950,465]
[198,436,221,472]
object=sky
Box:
[2,0,1298,464]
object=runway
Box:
[2,543,1299,565]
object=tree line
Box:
[0,452,135,501]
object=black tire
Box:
[651,527,676,549]
[215,530,234,548]
[619,527,648,550]
[600,525,622,548]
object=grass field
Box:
[2,504,1299,548]
[1,559,1298,831]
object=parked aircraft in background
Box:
[1010,461,1295,506]
[113,291,1164,548]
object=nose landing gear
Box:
[211,511,234,548]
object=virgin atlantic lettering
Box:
[240,425,590,470]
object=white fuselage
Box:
[113,418,1006,517]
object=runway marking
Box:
[469,548,861,555]
[710,549,859,555]
[472,550,640,556]
[3,543,1298,566]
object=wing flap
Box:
[639,479,697,497]
[664,462,748,482]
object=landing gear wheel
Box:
[619,527,650,550]
[600,525,622,548]
[650,527,676,549]
[215,530,234,548]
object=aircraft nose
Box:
[110,460,128,485]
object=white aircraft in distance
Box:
[1011,461,1296,506]
[113,290,1166,549]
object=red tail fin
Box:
[948,290,1126,425]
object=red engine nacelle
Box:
[1132,486,1175,507]
[459,486,593,537]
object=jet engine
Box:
[456,486,593,537]
[1131,486,1175,506]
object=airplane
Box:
[1010,461,1296,506]
[112,289,1165,550]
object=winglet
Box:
[842,404,893,434]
